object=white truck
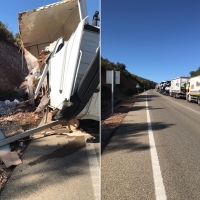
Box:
[0,0,100,147]
[159,80,171,94]
[169,77,190,98]
[186,75,200,105]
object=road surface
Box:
[1,127,100,200]
[102,89,200,200]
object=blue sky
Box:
[0,0,99,34]
[101,0,200,83]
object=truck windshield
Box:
[181,82,186,88]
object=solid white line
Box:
[146,95,167,200]
[86,140,100,200]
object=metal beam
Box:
[0,120,60,147]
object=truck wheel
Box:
[198,97,200,106]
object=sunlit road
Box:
[101,89,200,200]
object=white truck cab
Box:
[186,75,200,105]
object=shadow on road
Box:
[101,121,174,153]
[136,94,160,102]
[129,106,164,112]
[1,135,95,199]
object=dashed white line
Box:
[146,94,167,200]
[86,140,100,200]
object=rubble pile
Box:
[0,100,19,116]
[0,100,43,136]
[0,41,59,147]
[0,136,30,192]
[0,100,44,193]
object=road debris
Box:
[0,152,22,168]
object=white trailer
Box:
[186,75,200,105]
[169,77,190,98]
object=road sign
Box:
[136,84,140,88]
[106,70,120,115]
[106,70,120,84]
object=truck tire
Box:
[198,97,200,106]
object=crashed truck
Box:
[0,0,100,147]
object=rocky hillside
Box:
[0,40,28,98]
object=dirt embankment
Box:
[0,40,28,91]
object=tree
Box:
[0,21,15,44]
[14,33,22,47]
[115,62,126,71]
[189,67,200,77]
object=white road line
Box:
[163,96,200,115]
[146,95,167,200]
[86,140,100,200]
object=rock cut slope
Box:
[0,40,28,91]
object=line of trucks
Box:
[155,75,200,105]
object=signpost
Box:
[106,70,120,115]
[136,84,140,94]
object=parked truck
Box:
[169,77,190,98]
[159,80,171,95]
[186,75,200,105]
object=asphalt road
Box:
[101,89,200,200]
[1,128,100,200]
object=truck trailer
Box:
[186,75,200,105]
[169,77,190,98]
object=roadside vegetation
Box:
[101,57,156,90]
[101,57,157,110]
[190,67,200,77]
[0,21,21,48]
